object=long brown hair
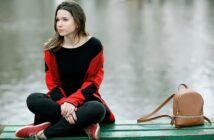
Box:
[44,0,88,51]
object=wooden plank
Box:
[4,124,213,133]
[100,129,214,137]
[0,133,89,140]
[101,124,214,132]
[1,131,214,140]
[1,120,214,140]
[3,124,214,132]
[0,125,4,135]
[100,122,214,139]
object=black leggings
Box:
[26,93,106,138]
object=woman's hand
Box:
[61,102,77,124]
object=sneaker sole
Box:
[94,124,100,140]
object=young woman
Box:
[15,0,115,139]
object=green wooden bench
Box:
[1,120,214,140]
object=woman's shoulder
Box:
[43,48,53,54]
[89,36,103,51]
[43,49,50,54]
[84,36,103,57]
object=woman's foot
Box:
[15,122,50,138]
[84,123,100,140]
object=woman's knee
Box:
[86,101,106,121]
[26,93,44,110]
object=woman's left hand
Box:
[61,102,77,124]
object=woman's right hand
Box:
[61,102,77,124]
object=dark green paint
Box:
[1,120,214,140]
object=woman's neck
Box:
[64,34,79,45]
[63,35,88,49]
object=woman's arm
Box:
[44,50,67,102]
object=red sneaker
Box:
[84,123,100,140]
[15,122,50,138]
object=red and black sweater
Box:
[44,37,115,123]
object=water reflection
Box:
[0,0,214,124]
[0,0,55,123]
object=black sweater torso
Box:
[53,37,102,96]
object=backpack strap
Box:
[204,116,212,125]
[178,83,188,91]
[137,94,175,123]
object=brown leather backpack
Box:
[137,84,212,127]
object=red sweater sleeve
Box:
[58,50,104,106]
[44,50,66,102]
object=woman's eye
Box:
[63,18,68,21]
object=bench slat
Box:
[1,120,214,140]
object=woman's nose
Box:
[57,20,63,27]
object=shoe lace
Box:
[34,134,39,140]
[29,133,39,140]
[84,127,92,138]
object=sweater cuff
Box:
[49,86,65,101]
[56,97,67,105]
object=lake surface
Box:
[1,0,214,124]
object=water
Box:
[1,0,214,124]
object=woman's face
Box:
[56,9,77,37]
